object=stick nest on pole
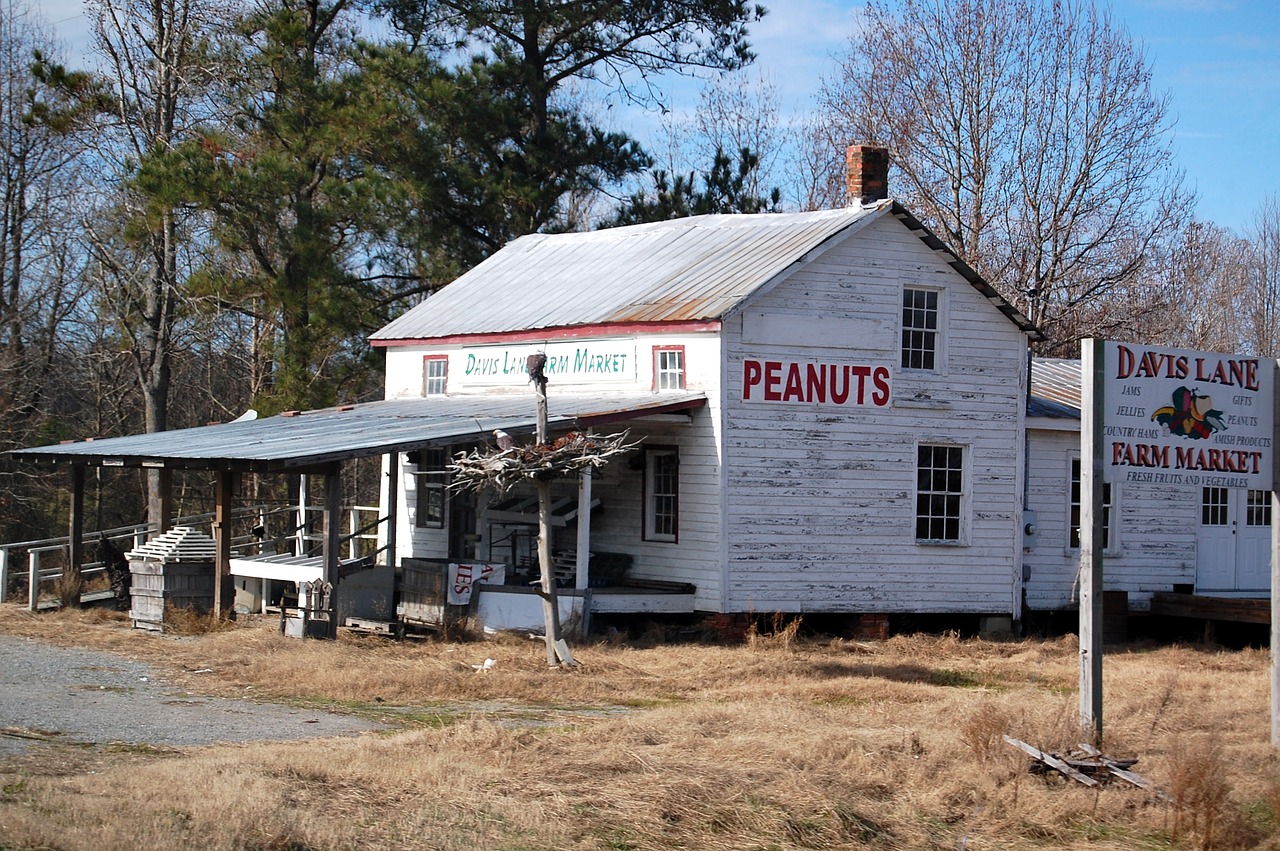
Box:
[449,430,638,495]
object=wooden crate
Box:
[129,560,215,632]
[397,558,469,630]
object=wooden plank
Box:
[1150,592,1270,624]
[1003,735,1098,787]
[1077,744,1171,800]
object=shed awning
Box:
[11,392,706,473]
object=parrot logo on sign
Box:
[1151,387,1227,440]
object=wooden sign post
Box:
[1272,359,1280,747]
[1080,339,1105,743]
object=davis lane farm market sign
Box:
[1104,342,1273,489]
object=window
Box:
[916,444,964,542]
[1201,487,1229,526]
[902,287,940,370]
[653,346,686,390]
[1070,457,1113,549]
[423,355,448,395]
[1248,490,1272,526]
[643,447,679,542]
[414,447,448,529]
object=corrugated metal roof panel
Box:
[12,393,707,471]
[371,208,877,341]
[1031,358,1082,419]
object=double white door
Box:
[1196,487,1270,593]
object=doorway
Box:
[1196,487,1270,593]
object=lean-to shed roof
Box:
[372,203,1041,343]
[12,392,706,472]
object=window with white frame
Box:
[414,447,448,528]
[915,443,964,542]
[1070,457,1113,549]
[423,355,448,395]
[653,346,686,390]
[1247,490,1272,527]
[643,447,679,542]
[901,287,940,370]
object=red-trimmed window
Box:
[423,355,448,395]
[653,346,686,390]
[643,447,679,542]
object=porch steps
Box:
[1149,591,1269,625]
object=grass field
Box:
[1,607,1279,850]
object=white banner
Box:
[1103,342,1274,489]
[447,563,506,606]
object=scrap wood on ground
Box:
[1004,735,1170,800]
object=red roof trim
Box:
[370,320,722,348]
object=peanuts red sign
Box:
[742,359,891,406]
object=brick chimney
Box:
[846,144,890,205]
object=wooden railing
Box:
[1,502,387,611]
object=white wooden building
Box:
[1025,358,1271,615]
[369,146,1042,623]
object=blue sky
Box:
[44,0,1278,233]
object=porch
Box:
[6,392,707,632]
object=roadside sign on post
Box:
[1083,340,1277,745]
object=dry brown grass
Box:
[3,607,1280,850]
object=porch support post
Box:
[575,466,593,640]
[385,453,399,570]
[148,467,174,536]
[156,468,173,535]
[575,466,592,591]
[296,474,309,555]
[67,464,85,607]
[323,463,341,585]
[213,470,233,621]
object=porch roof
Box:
[11,392,706,473]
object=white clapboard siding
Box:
[585,414,726,610]
[1024,427,1196,611]
[721,215,1027,614]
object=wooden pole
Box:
[296,474,309,555]
[575,466,593,639]
[213,470,233,621]
[319,464,342,640]
[156,467,173,535]
[1079,339,1105,744]
[323,464,342,585]
[1271,359,1280,747]
[529,352,567,666]
[385,452,399,571]
[66,465,85,607]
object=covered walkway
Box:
[10,392,706,616]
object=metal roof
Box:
[1030,358,1082,419]
[371,203,1041,343]
[12,392,706,472]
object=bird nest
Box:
[448,431,639,494]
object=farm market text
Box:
[458,341,635,386]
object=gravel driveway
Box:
[0,635,389,755]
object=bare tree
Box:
[817,0,1194,350]
[1092,221,1248,353]
[692,70,781,201]
[0,0,99,540]
[1237,196,1280,358]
